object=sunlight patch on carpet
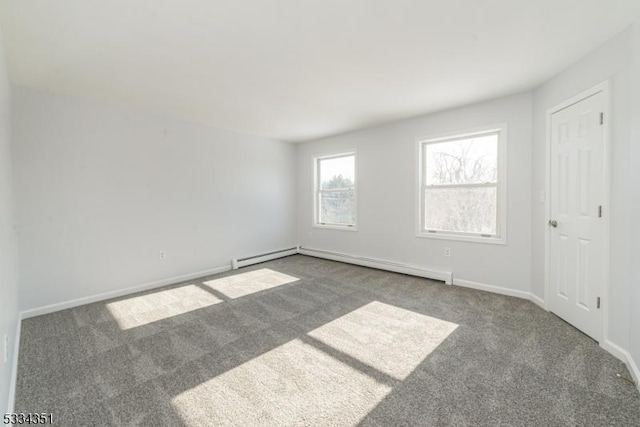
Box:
[203,268,299,299]
[308,301,458,380]
[171,338,392,426]
[106,285,223,330]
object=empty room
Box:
[1,0,640,425]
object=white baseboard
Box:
[21,264,231,319]
[628,353,640,393]
[232,247,299,270]
[599,340,627,362]
[601,340,640,392]
[602,340,640,392]
[452,278,531,300]
[627,353,640,393]
[529,293,547,310]
[299,247,452,284]
[7,313,22,413]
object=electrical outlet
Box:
[3,334,8,363]
[159,251,167,260]
[444,247,451,257]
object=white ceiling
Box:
[1,1,639,142]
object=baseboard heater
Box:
[298,247,452,285]
[231,246,299,270]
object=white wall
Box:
[12,87,297,310]
[0,29,18,413]
[297,92,532,292]
[532,27,634,349]
[630,21,640,371]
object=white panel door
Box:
[549,91,605,341]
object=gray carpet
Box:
[15,255,640,426]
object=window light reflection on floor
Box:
[171,301,458,426]
[202,268,299,299]
[106,284,223,330]
[308,301,459,380]
[171,338,392,426]
[106,268,299,330]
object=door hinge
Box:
[598,205,603,218]
[599,112,604,125]
[597,297,601,309]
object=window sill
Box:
[415,232,506,245]
[313,224,358,232]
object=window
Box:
[418,126,506,243]
[314,152,356,229]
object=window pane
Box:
[319,155,355,190]
[320,191,355,225]
[425,134,498,185]
[424,187,497,234]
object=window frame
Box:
[313,151,358,231]
[416,124,507,245]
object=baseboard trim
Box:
[20,264,231,319]
[452,278,530,300]
[299,247,452,284]
[600,340,627,361]
[529,293,547,310]
[232,247,299,270]
[601,340,640,392]
[628,353,640,393]
[7,312,22,413]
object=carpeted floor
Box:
[15,255,640,426]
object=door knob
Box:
[548,220,558,228]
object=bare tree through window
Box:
[316,154,356,227]
[422,132,500,236]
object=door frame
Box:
[543,80,611,343]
